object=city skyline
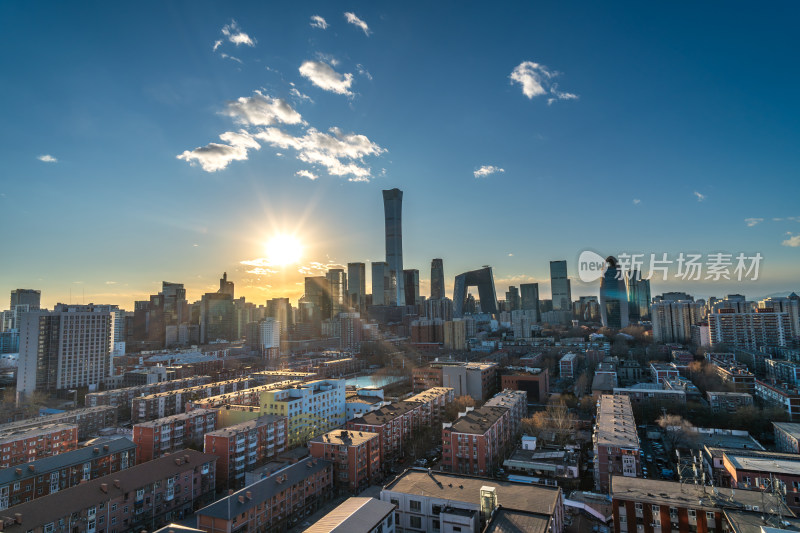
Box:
[2,2,799,309]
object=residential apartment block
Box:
[755,378,800,421]
[0,424,78,468]
[774,422,800,454]
[305,497,396,533]
[131,377,256,422]
[0,406,117,441]
[86,376,211,409]
[441,406,513,476]
[708,308,792,349]
[559,353,577,380]
[309,429,381,493]
[706,391,753,413]
[133,409,217,462]
[593,395,641,493]
[347,403,420,464]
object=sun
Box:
[265,234,303,266]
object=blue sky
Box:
[1,1,799,309]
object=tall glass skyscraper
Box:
[625,269,651,322]
[430,258,445,300]
[550,260,572,311]
[347,262,366,310]
[600,256,629,329]
[520,283,540,322]
[383,188,405,306]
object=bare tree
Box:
[656,414,696,450]
[444,395,477,422]
[520,400,577,446]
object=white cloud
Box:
[344,12,371,35]
[220,53,242,64]
[289,88,313,103]
[693,191,706,202]
[256,126,385,181]
[356,64,373,80]
[314,52,339,66]
[37,154,57,163]
[295,170,318,180]
[783,233,800,247]
[221,20,255,47]
[213,40,223,52]
[176,130,261,172]
[633,198,641,205]
[474,165,505,178]
[299,60,354,95]
[223,91,305,126]
[510,61,578,104]
[745,217,763,227]
[310,15,328,29]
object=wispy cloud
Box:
[356,64,373,80]
[295,169,318,180]
[176,130,261,172]
[37,154,57,163]
[221,20,255,47]
[633,198,641,205]
[510,61,578,104]
[745,217,764,227]
[299,61,354,96]
[783,233,800,247]
[223,91,305,126]
[310,15,328,29]
[219,53,243,64]
[289,87,313,103]
[474,165,505,178]
[693,191,706,202]
[344,12,370,35]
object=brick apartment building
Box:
[0,437,135,510]
[441,405,513,476]
[500,367,549,404]
[0,406,117,441]
[131,377,255,422]
[593,395,641,493]
[484,389,527,437]
[195,456,332,533]
[706,391,753,413]
[402,387,454,426]
[412,366,443,393]
[0,424,78,468]
[347,403,420,465]
[315,358,365,378]
[0,449,217,533]
[774,422,800,454]
[755,378,800,421]
[721,449,800,512]
[133,409,217,462]
[309,429,381,493]
[86,376,211,409]
[559,353,577,380]
[204,415,288,490]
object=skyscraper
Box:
[347,262,366,310]
[625,270,651,322]
[10,289,40,310]
[453,267,498,317]
[404,269,420,307]
[430,259,445,300]
[218,272,234,298]
[326,269,347,317]
[382,188,405,306]
[304,276,331,319]
[505,286,520,311]
[599,256,629,329]
[520,283,540,322]
[371,262,390,306]
[549,260,572,311]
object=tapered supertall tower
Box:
[383,188,405,306]
[430,258,445,300]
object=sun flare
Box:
[265,234,303,266]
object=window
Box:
[409,516,422,529]
[409,500,421,512]
[706,512,715,521]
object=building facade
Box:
[593,395,641,493]
[133,409,217,462]
[309,429,381,493]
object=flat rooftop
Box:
[0,423,77,443]
[448,406,509,434]
[484,508,552,533]
[133,408,215,428]
[383,469,561,517]
[205,415,285,437]
[594,395,639,449]
[305,497,394,533]
[724,452,800,476]
[774,422,800,438]
[311,429,379,447]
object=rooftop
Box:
[591,373,616,392]
[0,449,216,532]
[133,409,216,428]
[197,457,331,520]
[311,429,379,447]
[485,390,527,409]
[560,353,577,362]
[484,508,552,533]
[724,451,800,476]
[774,422,800,438]
[594,395,639,449]
[611,476,786,513]
[383,469,561,517]
[205,415,285,437]
[403,388,454,403]
[447,406,509,434]
[723,509,800,533]
[305,497,394,533]
[350,402,420,425]
[0,423,77,444]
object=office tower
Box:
[404,269,420,307]
[651,300,704,343]
[625,270,651,322]
[371,262,390,306]
[10,289,40,310]
[599,257,629,329]
[505,286,520,311]
[520,283,540,322]
[326,268,347,317]
[347,262,366,310]
[578,296,600,322]
[430,259,445,300]
[218,272,234,298]
[304,276,331,318]
[382,188,405,306]
[200,292,235,343]
[161,281,188,326]
[653,292,694,302]
[549,260,572,311]
[267,298,292,334]
[260,318,281,358]
[16,304,114,400]
[453,267,498,317]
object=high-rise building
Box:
[651,300,704,343]
[339,312,362,351]
[430,259,445,300]
[383,188,405,306]
[218,272,234,298]
[371,262,390,306]
[505,286,520,311]
[550,260,572,311]
[266,297,292,334]
[304,276,331,318]
[200,292,235,343]
[599,256,629,329]
[347,262,366,310]
[520,283,540,322]
[453,267,498,317]
[16,304,115,400]
[709,308,791,349]
[260,318,281,358]
[403,269,420,307]
[10,289,40,310]
[759,296,800,337]
[625,270,651,322]
[326,268,347,317]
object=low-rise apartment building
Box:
[85,376,211,410]
[0,424,78,468]
[204,415,288,490]
[649,363,680,384]
[195,456,332,533]
[133,409,217,462]
[755,378,800,421]
[347,403,420,464]
[706,391,753,413]
[0,437,135,510]
[0,406,117,441]
[441,406,512,476]
[593,395,641,493]
[402,387,454,426]
[0,449,217,533]
[309,429,381,493]
[499,367,549,404]
[722,449,800,512]
[411,365,443,393]
[559,353,577,380]
[484,389,527,438]
[305,497,396,533]
[774,422,800,454]
[131,377,255,422]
